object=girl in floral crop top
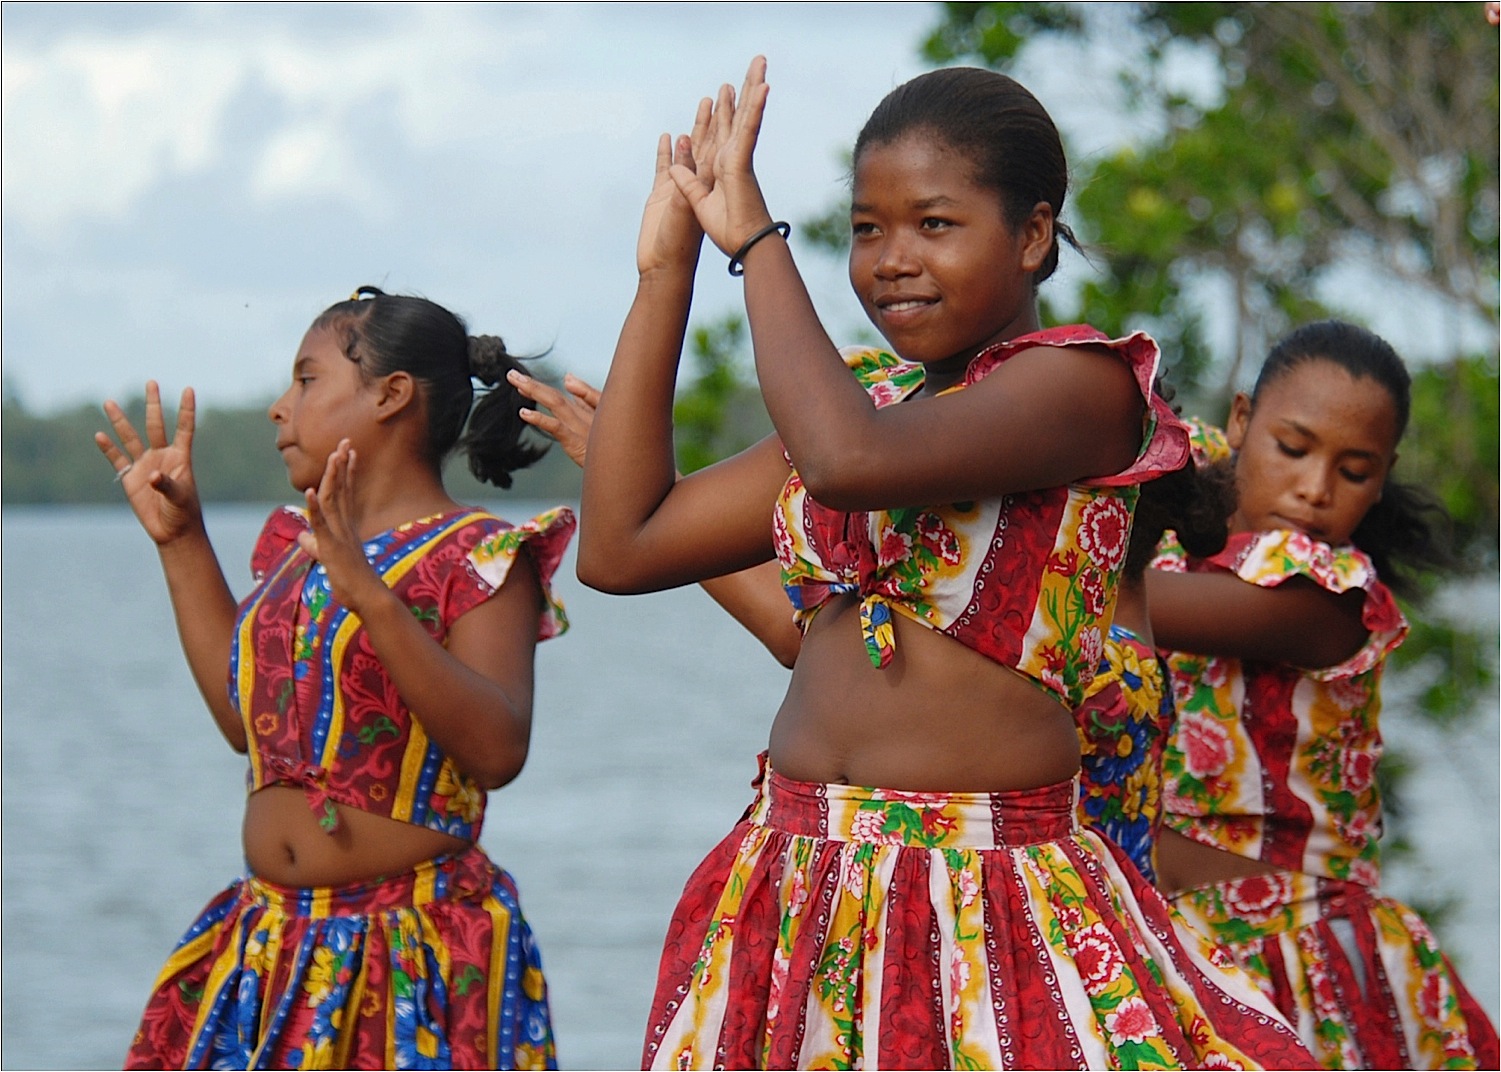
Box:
[578,59,1312,1069]
[99,288,572,1069]
[1147,320,1497,1069]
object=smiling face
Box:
[847,131,1051,384]
[267,322,382,491]
[1226,358,1401,546]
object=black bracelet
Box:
[728,220,791,277]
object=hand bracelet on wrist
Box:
[728,221,791,277]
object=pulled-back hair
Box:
[1252,319,1453,596]
[313,286,548,488]
[1128,460,1236,581]
[853,67,1080,284]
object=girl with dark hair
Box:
[1148,319,1499,1069]
[99,287,572,1070]
[580,59,1311,1069]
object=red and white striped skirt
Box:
[644,761,1313,1069]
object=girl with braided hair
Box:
[100,287,572,1069]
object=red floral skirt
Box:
[644,760,1314,1070]
[1173,871,1499,1070]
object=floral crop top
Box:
[231,505,575,840]
[774,325,1190,710]
[1155,474,1408,885]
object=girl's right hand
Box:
[510,370,600,467]
[95,381,205,545]
[636,97,714,276]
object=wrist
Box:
[728,220,790,276]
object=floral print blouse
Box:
[774,325,1189,710]
[1156,515,1408,886]
[232,505,575,841]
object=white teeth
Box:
[884,300,930,312]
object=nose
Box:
[1295,461,1335,506]
[872,232,919,280]
[268,386,290,425]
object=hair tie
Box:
[728,221,791,277]
[350,286,382,301]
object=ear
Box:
[1019,201,1054,275]
[1225,392,1253,451]
[371,370,417,423]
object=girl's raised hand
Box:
[296,441,386,613]
[670,57,775,257]
[510,370,599,467]
[96,381,205,545]
[637,97,714,276]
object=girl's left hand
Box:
[670,56,777,257]
[297,441,388,613]
[510,370,599,467]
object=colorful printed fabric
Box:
[1172,873,1499,1070]
[1156,525,1408,884]
[1074,623,1173,882]
[643,759,1314,1070]
[233,505,575,839]
[775,325,1191,708]
[125,846,556,1070]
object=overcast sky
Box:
[6,1,1191,418]
[4,2,945,414]
[7,2,1481,419]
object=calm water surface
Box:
[2,503,1496,1069]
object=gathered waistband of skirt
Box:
[241,844,503,919]
[747,759,1079,850]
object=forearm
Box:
[156,529,244,750]
[578,266,696,587]
[738,238,878,497]
[353,590,531,789]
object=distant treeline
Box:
[1,393,582,506]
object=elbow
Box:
[466,744,529,792]
[795,458,877,513]
[576,550,650,595]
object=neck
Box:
[338,453,460,539]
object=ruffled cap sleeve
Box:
[468,505,577,640]
[961,325,1190,487]
[1211,529,1408,679]
[250,506,311,579]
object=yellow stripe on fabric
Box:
[333,937,374,1071]
[485,891,514,1071]
[376,512,487,823]
[177,917,249,1063]
[237,584,267,788]
[309,885,332,919]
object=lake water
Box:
[3,502,1496,1070]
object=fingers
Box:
[564,373,602,409]
[144,380,168,450]
[655,131,672,179]
[94,430,131,473]
[507,368,570,411]
[103,398,146,460]
[173,387,196,455]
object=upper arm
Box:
[796,345,1145,510]
[1146,569,1372,669]
[445,551,544,721]
[578,433,792,594]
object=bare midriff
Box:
[1155,827,1283,894]
[243,785,472,888]
[768,596,1082,793]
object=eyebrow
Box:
[1279,417,1382,460]
[850,194,962,213]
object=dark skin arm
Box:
[96,382,245,751]
[514,369,801,668]
[668,58,1144,513]
[1146,568,1372,669]
[299,442,542,789]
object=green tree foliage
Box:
[925,2,1499,407]
[671,314,773,474]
